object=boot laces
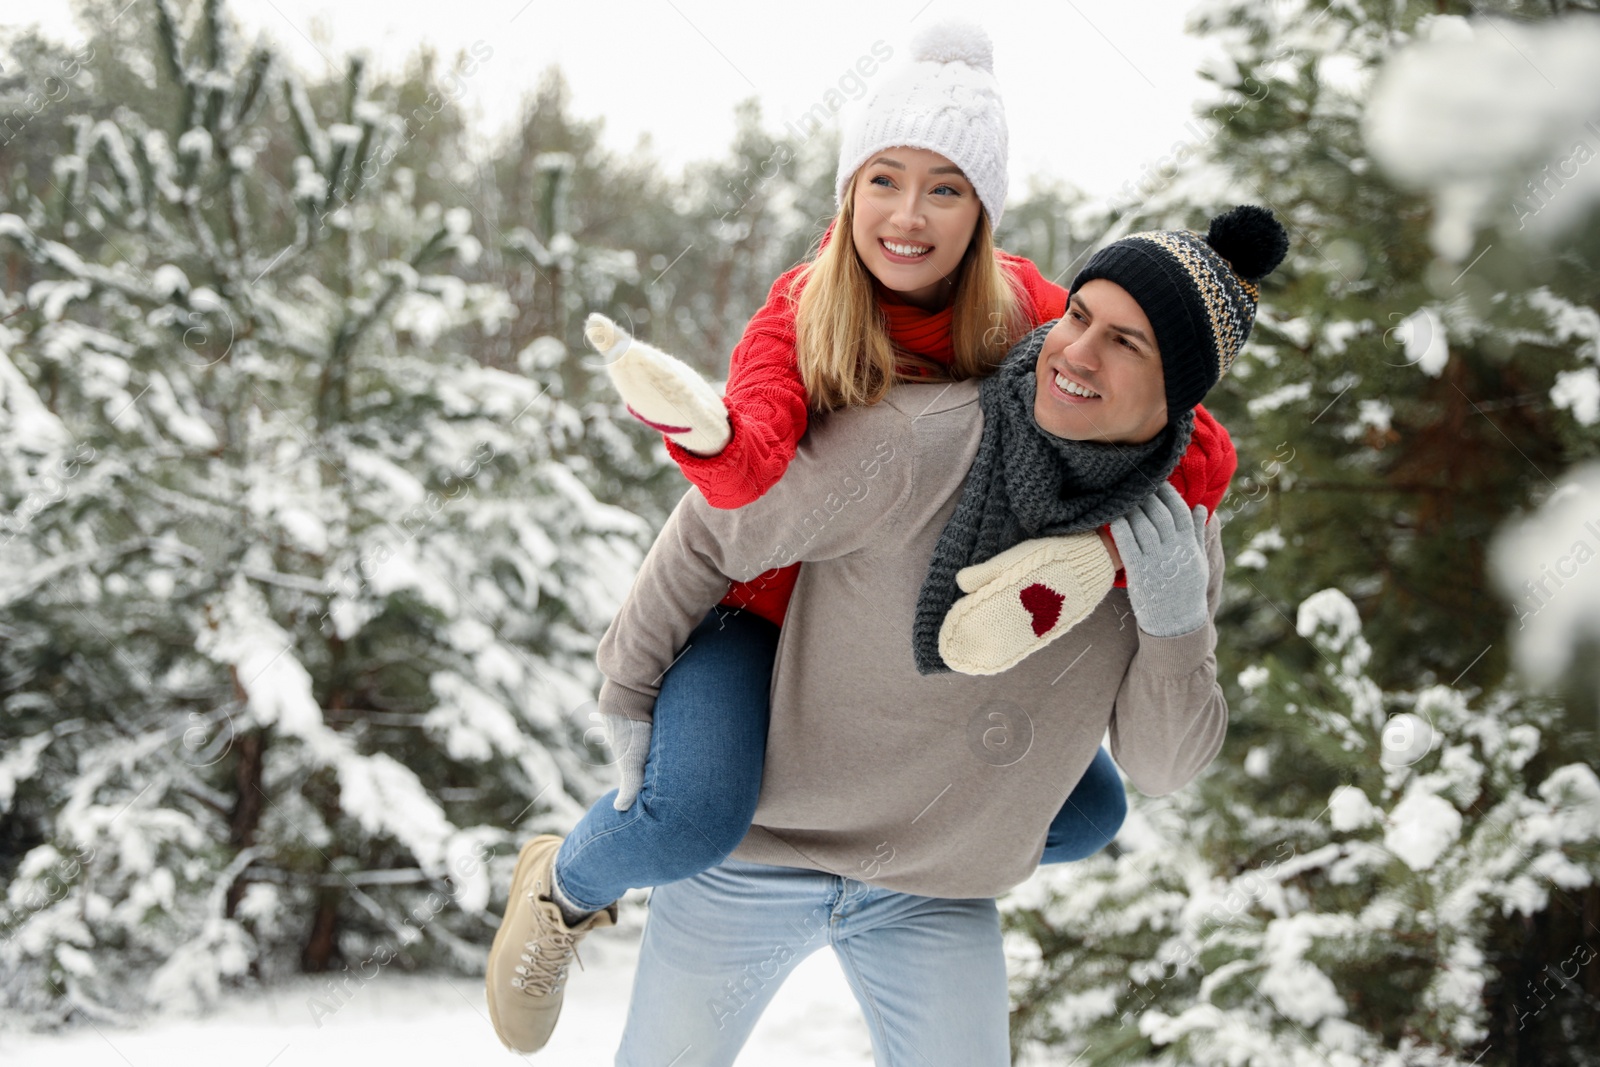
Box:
[510,889,586,996]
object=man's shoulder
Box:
[881,379,981,420]
[787,382,972,502]
[799,380,979,462]
[791,380,978,495]
[815,380,979,434]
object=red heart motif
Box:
[1019,583,1064,637]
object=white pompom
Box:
[910,18,994,73]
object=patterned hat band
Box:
[1069,206,1289,415]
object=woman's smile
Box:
[878,238,935,261]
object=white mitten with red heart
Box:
[939,532,1117,676]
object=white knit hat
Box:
[835,19,1009,227]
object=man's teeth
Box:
[883,240,931,256]
[1056,372,1100,398]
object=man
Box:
[488,205,1289,1064]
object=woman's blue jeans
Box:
[554,607,1129,911]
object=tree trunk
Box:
[224,729,264,918]
[302,889,342,972]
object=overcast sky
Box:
[3,1,1225,203]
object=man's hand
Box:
[1108,484,1210,638]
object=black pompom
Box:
[1205,204,1289,281]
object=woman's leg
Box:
[829,882,1011,1066]
[615,861,838,1067]
[1040,745,1128,864]
[554,607,780,912]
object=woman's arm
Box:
[662,265,814,509]
[997,250,1069,328]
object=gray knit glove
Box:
[603,716,652,811]
[1108,483,1211,638]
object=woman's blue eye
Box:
[933,184,959,196]
[870,174,894,188]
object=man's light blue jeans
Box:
[554,606,1129,912]
[614,858,1011,1066]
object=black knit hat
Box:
[1069,205,1289,415]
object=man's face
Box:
[1033,279,1169,444]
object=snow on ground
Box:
[0,929,875,1066]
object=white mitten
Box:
[603,715,652,811]
[584,313,731,457]
[938,531,1117,676]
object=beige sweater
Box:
[596,380,1227,899]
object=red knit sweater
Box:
[665,246,1235,626]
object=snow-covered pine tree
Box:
[995,179,1105,293]
[673,97,839,371]
[1006,3,1600,1064]
[482,74,839,523]
[1009,586,1600,1065]
[494,72,837,382]
[1,0,648,1022]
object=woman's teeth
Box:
[1056,372,1100,398]
[882,239,932,257]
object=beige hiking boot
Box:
[485,834,618,1053]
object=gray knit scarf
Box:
[912,322,1195,675]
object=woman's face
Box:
[850,147,982,311]
[1033,279,1169,444]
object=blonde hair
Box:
[788,175,1028,412]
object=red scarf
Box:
[876,282,957,375]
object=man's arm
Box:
[597,408,915,722]
[1107,511,1228,797]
